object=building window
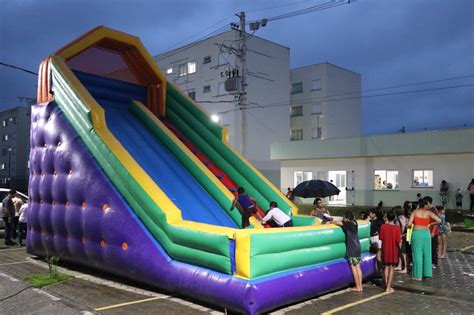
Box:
[291,82,303,94]
[413,170,433,187]
[311,103,322,115]
[188,90,196,100]
[178,64,187,77]
[0,163,5,170]
[2,134,8,141]
[218,52,229,65]
[312,127,322,139]
[203,85,211,93]
[374,170,399,190]
[290,106,303,117]
[218,82,226,96]
[203,56,211,64]
[312,79,321,91]
[290,129,303,141]
[187,61,196,74]
[294,171,313,188]
[1,148,7,156]
[2,120,6,127]
[166,67,173,75]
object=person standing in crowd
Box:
[18,201,28,246]
[230,187,259,229]
[468,179,474,213]
[331,211,363,292]
[260,201,293,227]
[2,190,17,246]
[437,206,449,259]
[427,197,440,269]
[416,193,423,204]
[408,196,441,281]
[440,180,449,209]
[285,187,293,201]
[396,202,411,274]
[455,189,463,212]
[379,210,401,293]
[11,193,23,239]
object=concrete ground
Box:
[0,231,473,314]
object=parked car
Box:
[0,189,28,229]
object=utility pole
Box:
[237,11,248,157]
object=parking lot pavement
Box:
[0,231,473,314]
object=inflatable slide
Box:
[28,26,376,314]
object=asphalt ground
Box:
[0,231,473,314]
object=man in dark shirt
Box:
[2,190,17,246]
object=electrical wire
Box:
[0,62,38,76]
[246,0,320,13]
[154,25,231,61]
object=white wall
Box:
[290,63,361,140]
[281,153,474,208]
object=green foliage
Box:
[24,273,74,288]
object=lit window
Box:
[413,170,433,188]
[203,56,211,64]
[218,82,226,96]
[188,90,196,100]
[166,68,173,74]
[291,106,303,117]
[312,79,321,91]
[312,127,322,139]
[2,120,6,127]
[290,129,303,141]
[311,103,322,115]
[218,52,229,65]
[3,134,8,141]
[0,164,4,170]
[294,171,313,187]
[203,85,211,93]
[374,170,399,190]
[291,82,303,94]
[187,61,196,74]
[179,64,187,77]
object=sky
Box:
[0,0,473,135]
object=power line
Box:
[253,74,474,108]
[251,83,474,110]
[246,0,320,13]
[154,25,231,61]
[0,62,37,76]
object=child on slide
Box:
[230,187,260,228]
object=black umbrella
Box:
[292,180,340,198]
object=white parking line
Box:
[32,288,61,301]
[0,271,19,282]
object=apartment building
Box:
[154,30,291,184]
[289,62,361,141]
[0,107,30,191]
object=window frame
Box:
[311,79,321,91]
[290,105,303,117]
[311,103,322,115]
[203,85,211,93]
[412,169,434,188]
[166,67,173,75]
[373,169,399,191]
[218,52,229,66]
[203,56,211,64]
[294,171,313,188]
[291,82,303,94]
[178,63,187,77]
[217,82,227,96]
[187,61,196,74]
[290,129,303,141]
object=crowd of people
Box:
[2,189,28,247]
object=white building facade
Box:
[154,30,290,184]
[271,128,474,209]
[289,63,361,141]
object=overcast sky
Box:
[1,0,473,135]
